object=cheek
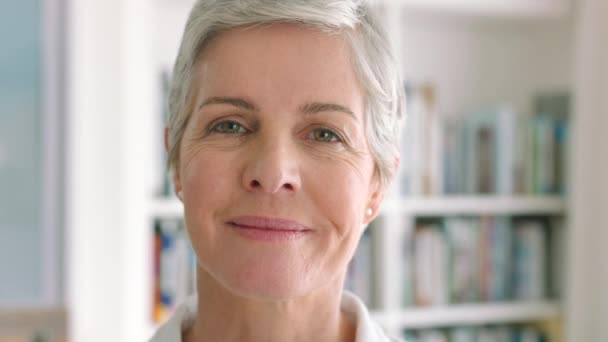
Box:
[307,156,374,227]
[179,146,238,251]
[183,151,228,210]
[184,153,231,200]
[303,156,374,269]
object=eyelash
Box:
[208,119,344,143]
[209,120,249,134]
[307,128,342,143]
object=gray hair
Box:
[166,0,405,189]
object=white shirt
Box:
[149,290,403,342]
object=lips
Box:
[226,216,312,241]
[228,216,312,231]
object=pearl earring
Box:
[366,208,373,217]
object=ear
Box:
[363,157,399,225]
[165,127,183,200]
[363,173,385,225]
[363,188,384,225]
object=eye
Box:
[210,120,247,134]
[309,128,342,143]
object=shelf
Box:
[382,195,566,216]
[150,196,566,218]
[378,0,569,17]
[0,307,66,336]
[371,301,561,329]
[149,197,183,218]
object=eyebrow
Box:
[198,97,259,112]
[198,96,356,120]
[301,102,357,120]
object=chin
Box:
[218,263,318,301]
[241,275,313,301]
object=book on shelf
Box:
[534,93,569,195]
[479,216,511,302]
[450,326,477,342]
[446,217,480,303]
[413,219,449,306]
[406,216,552,307]
[547,217,565,299]
[397,82,443,197]
[512,219,547,301]
[461,107,517,194]
[525,112,569,195]
[415,329,447,342]
[403,324,549,342]
[400,86,570,196]
[477,326,511,342]
[152,218,197,323]
[402,216,415,307]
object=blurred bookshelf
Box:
[69,0,585,341]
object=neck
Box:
[183,266,356,342]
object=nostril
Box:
[284,183,294,191]
[250,180,261,188]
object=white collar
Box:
[149,290,401,342]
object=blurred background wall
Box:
[0,0,44,304]
[0,0,64,307]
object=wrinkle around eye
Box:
[300,135,368,162]
[301,142,372,182]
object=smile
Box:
[226,216,313,241]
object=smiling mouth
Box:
[226,216,312,241]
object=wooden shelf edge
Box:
[382,195,566,216]
[149,197,183,218]
[371,301,561,329]
[150,196,567,217]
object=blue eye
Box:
[211,120,247,134]
[310,128,341,143]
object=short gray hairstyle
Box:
[167,0,405,189]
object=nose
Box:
[242,136,301,194]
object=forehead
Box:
[194,23,365,116]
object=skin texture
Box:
[165,23,389,342]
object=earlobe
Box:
[364,183,384,224]
[363,157,397,223]
[364,198,383,224]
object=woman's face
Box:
[173,23,385,300]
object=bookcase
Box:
[64,0,608,341]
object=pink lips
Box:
[227,216,312,241]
